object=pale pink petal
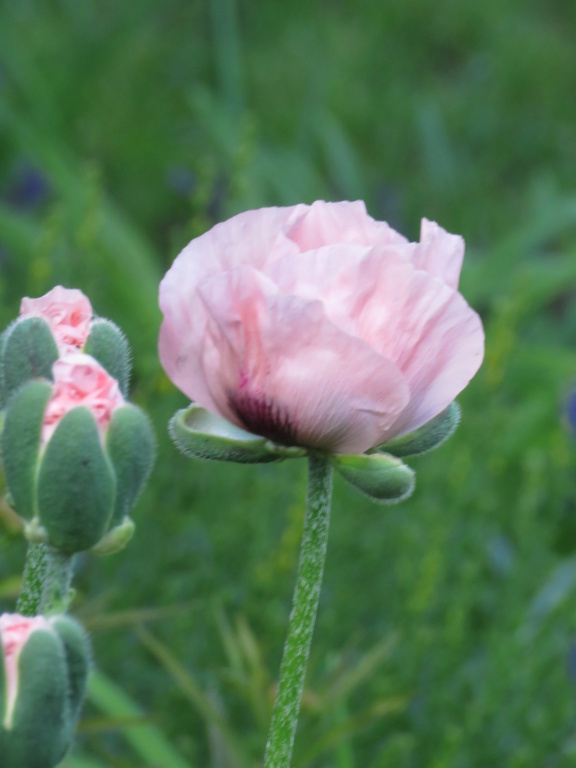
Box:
[159,206,307,406]
[0,613,53,727]
[20,286,93,354]
[264,243,417,332]
[410,219,464,289]
[266,245,483,444]
[285,200,408,252]
[160,205,306,299]
[351,255,483,439]
[42,354,124,444]
[195,267,409,454]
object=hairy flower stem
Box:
[264,452,333,768]
[17,542,48,616]
[17,542,75,616]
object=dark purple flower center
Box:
[227,390,298,445]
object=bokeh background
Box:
[2,1,576,766]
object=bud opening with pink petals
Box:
[42,354,125,445]
[20,286,93,356]
[2,352,154,554]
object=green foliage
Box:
[1,0,576,766]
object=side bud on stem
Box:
[0,613,90,768]
[2,354,154,555]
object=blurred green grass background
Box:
[2,0,576,766]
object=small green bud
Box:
[0,613,91,768]
[376,401,461,458]
[331,451,415,503]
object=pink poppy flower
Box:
[42,354,125,444]
[20,286,92,355]
[159,200,484,454]
[0,613,53,727]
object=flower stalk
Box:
[16,542,48,616]
[17,543,74,616]
[264,452,333,768]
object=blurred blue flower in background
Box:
[6,163,51,210]
[165,166,195,198]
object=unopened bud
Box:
[0,613,90,768]
[2,355,154,553]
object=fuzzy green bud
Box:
[2,355,154,554]
[0,613,90,768]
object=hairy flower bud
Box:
[20,287,92,355]
[2,355,154,554]
[0,613,90,768]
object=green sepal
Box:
[169,404,283,463]
[36,408,116,553]
[264,442,307,459]
[3,628,71,768]
[84,319,131,397]
[23,518,49,545]
[331,451,415,504]
[50,615,91,728]
[376,402,461,458]
[92,516,135,556]
[106,405,155,527]
[2,380,53,521]
[0,317,59,408]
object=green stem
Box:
[16,542,48,616]
[17,542,75,616]
[40,547,75,615]
[264,452,333,768]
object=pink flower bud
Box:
[159,200,485,454]
[0,613,52,727]
[20,286,92,355]
[42,354,125,444]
